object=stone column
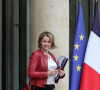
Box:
[31,0,69,90]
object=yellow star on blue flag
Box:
[79,34,84,40]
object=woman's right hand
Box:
[48,70,58,76]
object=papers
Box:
[55,56,68,83]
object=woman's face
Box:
[40,36,52,52]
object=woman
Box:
[28,31,65,90]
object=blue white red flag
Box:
[80,1,100,90]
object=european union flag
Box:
[69,1,87,90]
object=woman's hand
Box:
[58,70,65,76]
[48,70,58,76]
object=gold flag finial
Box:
[79,0,81,1]
[96,0,98,2]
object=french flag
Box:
[80,1,100,90]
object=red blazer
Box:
[28,49,56,88]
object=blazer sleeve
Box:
[28,52,48,79]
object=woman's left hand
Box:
[59,70,65,76]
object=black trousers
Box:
[31,85,55,90]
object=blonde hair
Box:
[38,31,56,49]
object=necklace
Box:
[44,53,51,60]
[44,52,48,55]
[41,48,49,55]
